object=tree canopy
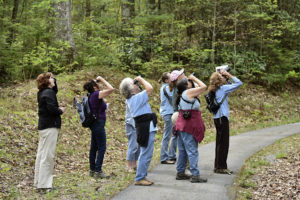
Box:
[0,0,299,87]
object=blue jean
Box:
[135,131,156,181]
[176,131,200,176]
[160,114,177,161]
[89,119,106,172]
[125,124,140,161]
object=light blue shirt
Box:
[125,103,135,127]
[126,90,158,132]
[214,77,243,120]
[159,83,174,116]
[178,90,200,110]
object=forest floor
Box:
[0,66,300,199]
[234,133,299,200]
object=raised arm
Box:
[220,71,243,94]
[96,76,115,99]
[186,74,207,100]
[135,76,153,96]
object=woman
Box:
[124,103,140,172]
[120,76,157,186]
[208,70,242,175]
[174,74,207,183]
[34,72,66,193]
[83,76,114,179]
[159,72,177,164]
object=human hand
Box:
[60,106,66,113]
[134,76,143,82]
[96,76,104,82]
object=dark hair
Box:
[36,72,52,90]
[175,78,188,106]
[83,80,99,93]
[159,72,170,83]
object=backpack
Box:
[205,91,227,115]
[73,94,97,128]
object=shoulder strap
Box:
[163,86,172,105]
[180,96,196,110]
[219,94,227,105]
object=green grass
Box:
[0,66,300,199]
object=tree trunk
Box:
[86,0,91,41]
[211,0,217,69]
[53,0,76,64]
[122,0,135,22]
[148,0,156,11]
[234,7,237,71]
[7,0,19,45]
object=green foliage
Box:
[0,0,299,87]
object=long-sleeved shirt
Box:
[214,77,243,120]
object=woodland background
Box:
[0,0,299,87]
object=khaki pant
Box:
[34,128,59,188]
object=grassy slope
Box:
[0,66,299,199]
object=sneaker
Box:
[169,158,177,162]
[90,170,95,177]
[127,167,136,173]
[37,187,56,194]
[161,160,175,164]
[190,176,207,183]
[176,172,191,180]
[94,171,110,179]
[214,168,233,175]
[135,179,153,186]
[144,178,154,184]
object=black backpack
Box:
[205,91,227,115]
[73,94,97,128]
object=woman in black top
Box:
[34,72,66,193]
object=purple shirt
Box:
[89,91,107,120]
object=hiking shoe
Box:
[176,172,191,180]
[90,170,95,177]
[94,171,110,179]
[135,179,153,186]
[37,187,56,194]
[214,168,233,175]
[190,176,207,183]
[161,160,175,164]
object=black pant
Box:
[214,116,229,169]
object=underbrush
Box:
[0,66,299,199]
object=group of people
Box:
[34,68,242,192]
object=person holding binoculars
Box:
[208,70,243,175]
[119,76,157,186]
[83,76,115,179]
[173,74,207,183]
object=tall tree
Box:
[53,0,76,64]
[86,0,91,41]
[7,0,19,45]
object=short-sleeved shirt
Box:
[89,91,107,120]
[214,77,243,120]
[178,90,200,111]
[125,103,135,127]
[126,90,158,132]
[159,83,174,116]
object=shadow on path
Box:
[112,122,300,200]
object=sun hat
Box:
[170,69,184,82]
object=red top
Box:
[174,110,205,143]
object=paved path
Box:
[112,122,300,200]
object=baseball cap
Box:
[170,69,184,82]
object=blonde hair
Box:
[208,72,224,92]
